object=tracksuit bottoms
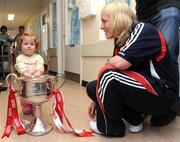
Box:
[86,65,177,137]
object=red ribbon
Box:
[2,85,25,138]
[2,86,92,138]
[51,89,93,137]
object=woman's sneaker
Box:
[89,120,102,135]
[129,123,143,133]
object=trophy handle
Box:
[53,73,65,89]
[6,73,21,95]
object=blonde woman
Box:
[86,1,178,137]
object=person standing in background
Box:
[135,0,180,125]
[12,25,25,64]
[0,25,13,92]
[14,25,25,54]
[0,25,13,44]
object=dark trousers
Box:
[86,68,177,136]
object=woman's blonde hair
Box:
[101,0,136,46]
[20,33,39,50]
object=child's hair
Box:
[20,33,39,50]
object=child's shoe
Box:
[22,105,33,115]
[0,86,7,92]
[20,119,31,128]
[129,123,143,133]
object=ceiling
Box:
[0,0,45,30]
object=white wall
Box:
[81,39,114,81]
[8,29,18,38]
[65,45,80,74]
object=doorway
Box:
[40,11,48,71]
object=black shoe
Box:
[150,110,176,126]
[176,98,180,116]
[176,108,180,116]
[0,86,7,92]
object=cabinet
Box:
[77,0,97,19]
[0,41,11,78]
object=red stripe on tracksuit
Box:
[121,70,157,96]
[96,65,116,113]
[156,31,167,61]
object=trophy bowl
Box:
[6,73,65,136]
[19,75,54,104]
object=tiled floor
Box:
[0,79,180,142]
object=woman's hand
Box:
[88,101,96,119]
[106,55,132,70]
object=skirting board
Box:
[65,71,80,83]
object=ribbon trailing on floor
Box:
[1,85,25,138]
[51,89,93,137]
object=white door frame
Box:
[56,0,65,74]
[39,9,48,64]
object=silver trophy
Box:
[6,73,65,136]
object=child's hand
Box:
[88,101,96,119]
[33,70,42,78]
[22,71,32,78]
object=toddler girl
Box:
[15,33,44,114]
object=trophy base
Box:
[25,117,53,136]
[25,104,53,136]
